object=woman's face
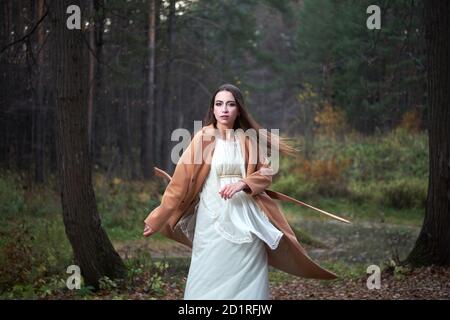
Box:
[213,90,239,128]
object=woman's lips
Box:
[220,115,229,119]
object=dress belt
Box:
[218,174,242,178]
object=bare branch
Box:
[0,8,49,56]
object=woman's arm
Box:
[219,180,248,200]
[239,156,273,196]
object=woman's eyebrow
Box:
[215,100,236,103]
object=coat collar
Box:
[201,123,257,177]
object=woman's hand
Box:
[219,181,248,200]
[143,223,156,237]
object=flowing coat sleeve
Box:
[143,131,201,232]
[240,152,274,196]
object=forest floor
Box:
[47,217,449,300]
[269,265,450,300]
[69,263,449,300]
[5,202,448,300]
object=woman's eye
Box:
[215,102,235,106]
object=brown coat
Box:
[144,124,337,280]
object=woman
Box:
[143,84,338,300]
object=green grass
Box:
[269,269,297,284]
[317,260,368,284]
[281,197,424,226]
[268,261,368,286]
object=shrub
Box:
[0,221,33,292]
[313,101,348,141]
[377,178,427,209]
[0,218,73,293]
[299,156,352,196]
[272,174,314,199]
[0,173,26,217]
[397,109,422,134]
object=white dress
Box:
[183,136,284,300]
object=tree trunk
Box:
[50,0,126,288]
[161,0,176,171]
[154,0,162,168]
[141,0,156,179]
[33,0,46,183]
[87,0,96,153]
[301,102,315,161]
[406,0,450,266]
[91,0,104,166]
[123,88,137,179]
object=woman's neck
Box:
[216,122,235,140]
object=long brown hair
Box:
[203,83,298,156]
